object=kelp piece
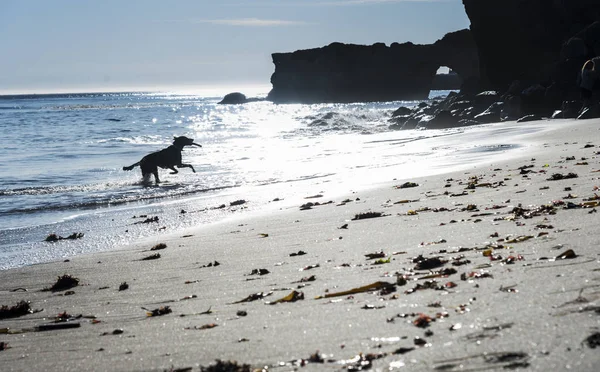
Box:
[266,290,304,305]
[44,232,84,242]
[315,281,395,299]
[364,251,386,260]
[199,359,252,372]
[352,211,385,220]
[0,300,32,320]
[231,292,273,304]
[414,257,446,271]
[45,274,79,292]
[395,182,419,189]
[505,235,534,244]
[143,306,172,317]
[118,282,129,291]
[150,243,167,251]
[547,173,578,181]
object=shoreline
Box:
[1,118,600,371]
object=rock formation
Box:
[463,0,600,92]
[267,29,479,104]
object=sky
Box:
[0,0,470,94]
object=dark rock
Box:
[391,106,413,117]
[267,29,479,103]
[219,92,247,104]
[218,92,265,105]
[418,110,459,129]
[463,1,600,91]
[474,102,504,123]
[431,71,463,90]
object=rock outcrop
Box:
[267,29,479,104]
[463,0,600,93]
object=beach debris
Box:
[35,322,81,332]
[230,199,246,206]
[315,281,395,299]
[584,332,600,348]
[292,275,316,283]
[505,235,533,244]
[395,182,419,189]
[143,306,172,317]
[199,359,252,372]
[463,323,514,342]
[393,347,415,355]
[547,173,578,181]
[0,342,9,351]
[461,271,493,280]
[185,323,218,330]
[413,256,446,270]
[134,216,159,224]
[352,211,385,220]
[555,249,577,260]
[337,352,385,370]
[339,223,349,229]
[231,292,273,304]
[300,264,320,271]
[247,268,270,276]
[141,253,161,260]
[150,243,167,251]
[44,232,84,242]
[372,257,391,265]
[290,250,307,257]
[413,313,434,328]
[364,251,386,260]
[119,282,129,291]
[44,274,79,292]
[404,280,444,294]
[266,290,304,305]
[0,300,34,319]
[200,261,220,268]
[101,328,124,336]
[259,233,269,238]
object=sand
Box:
[1,118,600,372]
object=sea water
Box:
[0,88,543,270]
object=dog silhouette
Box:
[123,136,202,184]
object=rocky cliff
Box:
[463,0,600,92]
[267,29,479,104]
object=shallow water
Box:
[0,90,544,269]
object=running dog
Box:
[123,136,202,184]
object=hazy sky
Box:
[0,0,469,94]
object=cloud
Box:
[193,18,306,27]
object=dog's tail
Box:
[122,162,140,171]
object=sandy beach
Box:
[1,118,600,371]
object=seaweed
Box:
[143,306,172,317]
[44,232,84,242]
[45,274,79,292]
[199,360,252,372]
[547,173,578,181]
[396,182,419,189]
[413,256,446,271]
[315,281,395,299]
[584,332,600,348]
[352,211,385,220]
[231,292,273,304]
[150,243,167,251]
[555,249,577,259]
[266,290,304,305]
[289,250,307,257]
[119,282,129,291]
[0,300,32,319]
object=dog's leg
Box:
[168,167,179,174]
[153,170,160,184]
[178,163,196,173]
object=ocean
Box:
[0,88,542,270]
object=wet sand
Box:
[1,118,600,371]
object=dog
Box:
[123,136,202,184]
